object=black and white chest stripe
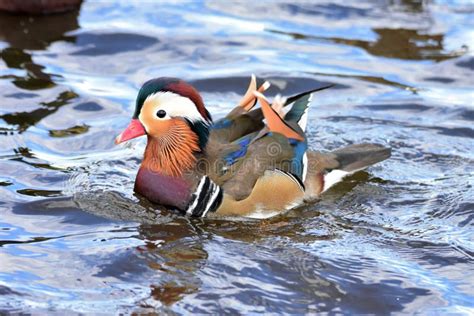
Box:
[185,176,223,217]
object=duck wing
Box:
[210,75,332,143]
[219,91,310,200]
[207,80,331,170]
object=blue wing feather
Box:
[223,133,253,165]
[288,138,308,180]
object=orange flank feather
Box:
[254,91,304,141]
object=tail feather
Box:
[331,143,391,172]
[321,143,391,192]
[285,84,334,107]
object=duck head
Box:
[116,77,212,177]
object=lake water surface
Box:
[1,1,473,314]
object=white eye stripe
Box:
[144,91,205,122]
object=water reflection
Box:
[269,27,463,62]
[0,0,473,314]
[0,10,80,90]
[0,48,55,89]
[72,33,158,56]
[0,11,79,50]
[137,221,206,307]
[1,91,78,132]
[0,10,81,134]
[390,0,425,13]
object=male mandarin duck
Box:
[115,76,391,219]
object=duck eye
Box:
[156,109,166,118]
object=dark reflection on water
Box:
[1,0,473,314]
[72,33,159,56]
[1,90,78,132]
[270,27,464,61]
[0,11,79,50]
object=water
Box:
[1,0,473,313]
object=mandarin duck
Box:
[115,76,391,219]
